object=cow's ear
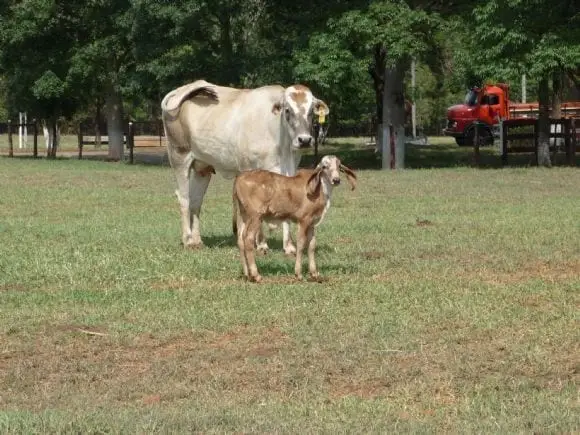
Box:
[313,99,330,116]
[272,100,283,115]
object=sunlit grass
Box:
[0,148,578,432]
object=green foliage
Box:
[294,1,444,132]
[32,70,65,100]
[466,0,580,84]
[0,0,576,133]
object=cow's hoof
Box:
[284,246,297,257]
[256,243,269,255]
[295,273,304,281]
[308,274,324,283]
[183,240,204,250]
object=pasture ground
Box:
[0,138,579,432]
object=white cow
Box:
[161,80,330,253]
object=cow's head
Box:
[273,85,329,149]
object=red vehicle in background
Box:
[443,83,580,146]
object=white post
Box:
[43,121,51,150]
[411,60,417,139]
[522,74,526,103]
[24,112,27,148]
[18,112,23,149]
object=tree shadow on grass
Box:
[301,139,580,170]
[4,139,577,169]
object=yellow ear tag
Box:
[318,113,326,124]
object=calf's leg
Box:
[244,218,262,283]
[236,215,249,278]
[306,226,319,280]
[294,223,308,279]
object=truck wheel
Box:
[466,125,492,146]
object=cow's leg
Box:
[283,221,297,256]
[256,223,269,254]
[187,166,212,248]
[170,152,196,248]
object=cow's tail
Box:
[161,80,219,117]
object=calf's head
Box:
[274,85,329,150]
[308,155,357,195]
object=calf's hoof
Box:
[249,274,262,283]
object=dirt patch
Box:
[0,283,28,292]
[1,322,577,410]
[414,219,434,227]
[327,325,579,401]
[0,324,293,410]
[474,260,580,285]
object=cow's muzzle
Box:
[297,134,313,148]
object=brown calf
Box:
[233,155,356,282]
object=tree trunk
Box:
[537,77,552,167]
[44,118,59,158]
[369,44,386,153]
[106,84,125,161]
[381,58,408,169]
[551,71,563,158]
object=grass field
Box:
[0,139,579,432]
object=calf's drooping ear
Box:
[340,164,357,191]
[307,168,323,196]
[313,99,330,116]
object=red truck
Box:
[443,82,580,146]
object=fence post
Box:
[8,120,13,157]
[501,119,507,166]
[570,118,577,166]
[33,119,38,158]
[533,119,539,166]
[128,121,134,164]
[78,123,83,160]
[158,120,163,147]
[473,123,480,167]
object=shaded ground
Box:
[3,137,578,169]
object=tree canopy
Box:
[0,0,578,157]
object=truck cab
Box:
[444,83,509,146]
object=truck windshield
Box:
[464,90,478,106]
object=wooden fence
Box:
[77,120,164,162]
[499,117,578,166]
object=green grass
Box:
[0,140,579,433]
